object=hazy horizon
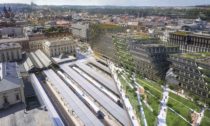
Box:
[0,0,210,6]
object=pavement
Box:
[0,103,53,126]
[157,86,169,126]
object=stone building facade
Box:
[0,43,22,62]
[0,62,25,109]
[42,37,76,57]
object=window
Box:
[16,94,20,101]
[4,96,8,103]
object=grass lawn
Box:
[135,76,201,125]
[137,77,200,111]
[137,78,162,91]
[120,75,161,126]
[136,78,162,126]
[204,109,210,117]
[119,76,141,124]
[119,76,127,89]
[147,92,160,115]
[142,102,157,126]
[200,116,210,126]
[167,98,192,121]
[169,92,200,112]
[142,92,160,126]
[137,78,162,99]
[166,109,190,126]
[200,109,210,126]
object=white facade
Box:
[0,62,25,109]
[29,40,45,51]
[0,43,22,62]
[43,37,76,57]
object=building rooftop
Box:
[44,37,74,47]
[115,32,152,40]
[24,50,52,71]
[60,63,131,126]
[171,31,210,38]
[76,62,119,95]
[0,42,21,50]
[52,54,76,64]
[171,52,210,65]
[0,103,53,126]
[178,52,210,60]
[0,37,29,44]
[44,69,103,126]
[0,62,23,93]
[171,31,190,36]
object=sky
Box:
[0,0,210,6]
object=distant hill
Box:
[0,3,31,12]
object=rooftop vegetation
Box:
[200,109,210,126]
[173,31,190,36]
[174,52,210,60]
[92,23,122,31]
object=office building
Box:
[130,43,179,81]
[169,52,210,98]
[169,31,210,52]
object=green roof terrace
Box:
[171,52,210,66]
[171,31,191,36]
[114,32,151,39]
[179,52,210,60]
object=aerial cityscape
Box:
[0,0,210,126]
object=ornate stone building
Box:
[42,37,76,57]
[0,42,22,62]
[0,62,25,109]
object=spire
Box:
[8,6,11,12]
[3,6,7,14]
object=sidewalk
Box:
[157,86,169,126]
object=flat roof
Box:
[60,65,130,126]
[171,52,210,65]
[88,58,111,74]
[44,37,74,47]
[30,74,64,126]
[52,56,76,64]
[0,42,21,50]
[0,37,29,44]
[44,69,103,126]
[0,62,22,93]
[0,103,53,126]
[171,52,210,60]
[76,62,119,95]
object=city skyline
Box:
[0,0,210,6]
